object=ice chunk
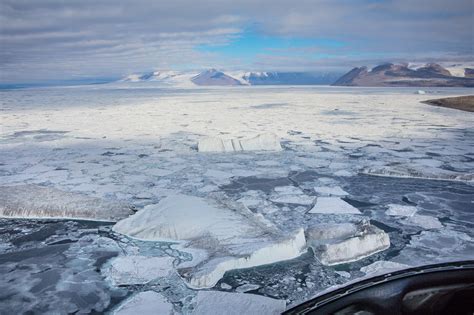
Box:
[308,197,361,214]
[192,291,285,315]
[307,221,390,265]
[305,223,358,242]
[103,255,174,286]
[314,186,349,196]
[386,204,417,217]
[113,195,306,288]
[114,291,174,315]
[360,261,410,275]
[404,214,442,229]
[0,185,133,221]
[235,283,261,293]
[198,133,281,152]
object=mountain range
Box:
[333,63,474,87]
[120,63,474,87]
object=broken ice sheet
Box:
[113,194,306,288]
[309,197,361,214]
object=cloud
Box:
[0,0,472,82]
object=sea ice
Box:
[191,291,286,315]
[113,194,306,288]
[103,255,175,286]
[0,184,133,221]
[404,214,443,229]
[386,204,417,217]
[314,186,349,196]
[198,133,282,152]
[114,291,174,315]
[360,261,410,275]
[307,221,390,265]
[269,186,314,205]
[308,197,361,214]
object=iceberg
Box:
[308,197,361,214]
[114,291,174,315]
[103,255,175,286]
[0,185,133,221]
[192,291,286,315]
[198,133,282,152]
[306,221,390,265]
[113,194,306,288]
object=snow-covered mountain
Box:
[119,69,341,86]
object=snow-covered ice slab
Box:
[360,261,410,275]
[114,291,174,315]
[113,194,306,288]
[103,255,175,286]
[314,186,348,196]
[308,197,361,214]
[0,184,133,221]
[307,221,390,265]
[192,291,286,315]
[269,186,315,205]
[198,133,282,152]
[386,204,417,217]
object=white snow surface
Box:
[198,133,282,152]
[309,197,361,214]
[103,255,175,286]
[113,194,306,288]
[192,291,285,315]
[114,291,174,315]
[0,184,132,221]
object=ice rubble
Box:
[113,194,306,288]
[192,291,286,315]
[0,184,133,221]
[306,221,390,265]
[114,291,174,315]
[103,255,175,285]
[198,133,282,152]
[386,204,442,229]
[308,197,361,214]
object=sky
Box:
[0,0,473,83]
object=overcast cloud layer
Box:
[0,0,473,83]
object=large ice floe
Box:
[113,194,306,288]
[306,221,390,265]
[198,133,282,152]
[308,197,361,214]
[0,184,133,221]
[103,255,175,286]
[191,291,286,315]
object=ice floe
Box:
[198,133,282,152]
[386,204,442,229]
[269,186,315,205]
[192,291,285,315]
[113,194,306,288]
[308,197,361,214]
[114,291,174,315]
[360,261,410,275]
[0,185,133,221]
[314,186,349,196]
[103,255,175,286]
[307,221,390,265]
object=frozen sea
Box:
[1,84,473,313]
